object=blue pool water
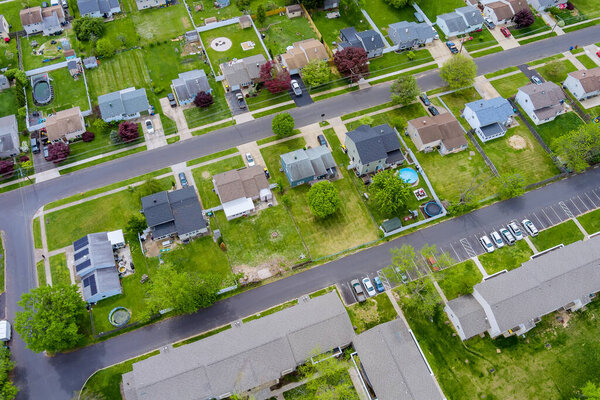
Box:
[398,167,419,185]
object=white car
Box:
[0,320,11,342]
[508,222,524,240]
[490,231,504,248]
[245,153,255,167]
[522,219,538,237]
[145,119,154,134]
[500,227,516,245]
[362,277,377,297]
[291,79,302,96]
[479,235,495,253]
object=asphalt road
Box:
[2,25,600,399]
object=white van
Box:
[0,320,11,342]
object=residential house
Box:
[44,107,85,142]
[220,54,268,91]
[185,30,199,43]
[281,38,328,75]
[77,0,121,18]
[344,124,405,176]
[445,236,600,340]
[462,97,514,142]
[172,69,211,105]
[83,56,98,69]
[323,0,338,10]
[122,292,354,400]
[212,165,273,220]
[73,232,123,303]
[483,0,528,25]
[238,15,252,29]
[107,229,126,249]
[280,146,337,187]
[0,75,9,91]
[354,319,445,400]
[135,0,166,10]
[0,15,9,40]
[0,115,19,159]
[528,0,567,11]
[141,186,208,241]
[98,87,150,122]
[388,21,438,50]
[436,5,484,37]
[67,59,80,77]
[407,113,468,155]
[285,4,302,18]
[515,81,565,125]
[20,6,65,36]
[563,67,600,101]
[338,27,385,59]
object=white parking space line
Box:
[585,192,600,208]
[552,204,567,221]
[531,212,546,229]
[460,238,477,258]
[578,194,594,211]
[541,207,555,226]
[592,189,600,202]
[567,199,581,215]
[574,196,588,213]
[449,243,463,261]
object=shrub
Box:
[81,131,95,142]
[272,113,295,137]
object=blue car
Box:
[373,276,384,293]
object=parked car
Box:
[362,277,377,297]
[373,276,384,293]
[508,222,524,240]
[490,231,504,248]
[428,105,439,116]
[178,172,188,187]
[597,51,600,58]
[530,75,542,85]
[31,138,40,154]
[395,267,409,284]
[167,92,177,108]
[43,145,49,161]
[264,167,270,179]
[0,320,10,342]
[500,227,516,245]
[145,120,154,134]
[522,219,538,237]
[351,279,366,303]
[480,235,495,253]
[484,18,495,29]
[317,134,327,147]
[235,92,246,109]
[419,93,431,106]
[500,26,511,37]
[446,41,458,54]
[291,79,302,96]
[245,152,255,167]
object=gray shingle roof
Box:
[221,55,267,88]
[354,319,444,400]
[0,115,18,155]
[73,232,115,277]
[437,12,468,33]
[345,124,403,165]
[456,5,484,26]
[356,29,385,51]
[388,21,437,47]
[172,69,211,103]
[98,87,149,121]
[445,294,490,339]
[141,187,206,237]
[81,266,121,301]
[280,146,337,182]
[122,292,354,400]
[464,97,514,127]
[83,56,97,68]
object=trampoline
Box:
[423,201,442,217]
[108,307,131,328]
[398,167,419,185]
[32,76,53,105]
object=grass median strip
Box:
[191,120,236,136]
[186,148,239,167]
[36,260,46,287]
[59,146,147,175]
[242,299,298,323]
[518,32,558,45]
[341,102,394,121]
[577,208,600,234]
[312,86,359,102]
[484,66,519,79]
[471,45,503,58]
[172,325,232,348]
[252,103,296,118]
[49,253,71,286]
[346,294,397,334]
[33,217,42,249]
[434,260,482,300]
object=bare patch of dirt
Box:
[555,310,572,328]
[233,258,288,284]
[201,171,211,179]
[508,135,527,150]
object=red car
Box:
[500,27,511,37]
[596,51,600,58]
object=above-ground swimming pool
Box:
[398,167,419,185]
[32,76,53,105]
[424,201,442,217]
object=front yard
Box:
[368,49,434,78]
[200,23,267,72]
[489,72,530,98]
[434,260,482,300]
[190,154,245,209]
[478,240,533,275]
[510,15,550,38]
[460,28,498,52]
[49,253,71,286]
[537,59,578,84]
[530,220,584,251]
[183,79,231,128]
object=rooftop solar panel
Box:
[89,275,97,296]
[74,248,89,261]
[73,236,89,251]
[76,259,91,272]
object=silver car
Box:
[508,222,524,240]
[490,231,504,248]
[479,235,495,253]
[500,228,516,245]
[362,277,377,297]
[522,219,538,237]
[291,79,302,96]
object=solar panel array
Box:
[83,275,97,296]
[73,236,89,251]
[76,259,91,272]
[74,248,89,261]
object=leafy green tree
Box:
[390,75,420,106]
[5,69,28,87]
[572,381,600,400]
[125,215,147,236]
[15,285,87,353]
[73,16,105,41]
[398,277,440,320]
[420,243,454,269]
[543,60,566,82]
[440,54,477,89]
[498,173,526,199]
[96,38,116,58]
[384,0,421,7]
[554,122,600,172]
[298,353,356,399]
[300,0,322,9]
[370,170,410,217]
[271,112,295,137]
[389,244,416,275]
[307,181,340,218]
[256,5,266,25]
[0,347,17,400]
[300,60,330,88]
[92,119,109,135]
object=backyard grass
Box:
[80,350,159,399]
[33,217,42,249]
[242,299,298,323]
[70,16,139,58]
[36,260,47,287]
[183,78,232,127]
[459,28,498,52]
[578,208,600,234]
[0,39,18,70]
[0,89,18,118]
[49,253,71,286]
[396,281,600,400]
[481,122,559,186]
[200,23,267,72]
[531,220,584,251]
[21,34,71,70]
[489,72,531,98]
[283,366,359,400]
[260,14,318,56]
[478,240,533,275]
[575,54,598,69]
[129,3,192,44]
[0,0,24,30]
[190,155,245,208]
[346,294,397,334]
[363,0,417,31]
[310,10,370,48]
[26,67,90,115]
[368,49,434,78]
[537,59,578,84]
[533,112,585,151]
[86,50,150,99]
[569,0,600,15]
[60,127,144,166]
[418,0,465,21]
[434,260,482,300]
[511,15,550,38]
[213,205,308,269]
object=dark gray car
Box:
[351,279,366,303]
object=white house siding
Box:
[564,75,599,100]
[179,228,208,241]
[483,7,510,25]
[436,18,455,37]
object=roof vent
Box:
[541,91,545,94]
[371,36,374,41]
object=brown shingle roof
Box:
[213,165,270,204]
[20,7,42,26]
[568,67,600,93]
[486,1,513,21]
[297,38,328,61]
[505,0,528,13]
[45,107,84,141]
[41,5,64,20]
[519,81,565,110]
[409,112,468,150]
[282,47,307,71]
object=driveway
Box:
[427,39,453,67]
[489,26,520,50]
[237,142,264,168]
[141,115,167,150]
[159,97,188,133]
[225,91,249,116]
[517,64,543,82]
[289,75,313,107]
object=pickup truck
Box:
[446,41,458,54]
[350,279,366,303]
[235,92,246,109]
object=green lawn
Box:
[213,205,308,269]
[562,19,600,33]
[484,66,519,79]
[537,59,578,84]
[261,14,318,56]
[129,3,192,44]
[363,0,417,31]
[191,120,236,136]
[346,294,397,334]
[490,72,530,98]
[460,28,498,52]
[86,50,150,99]
[418,0,465,21]
[183,78,231,127]
[173,324,231,347]
[575,54,598,69]
[470,45,503,58]
[481,122,559,186]
[242,299,297,323]
[578,208,600,234]
[33,217,42,249]
[531,220,584,251]
[283,366,359,400]
[511,15,550,38]
[478,240,533,275]
[517,31,557,45]
[434,260,482,300]
[186,148,239,167]
[345,102,427,131]
[45,177,172,251]
[0,39,18,70]
[201,23,267,72]
[26,67,90,116]
[439,87,481,118]
[0,236,3,292]
[368,49,434,78]
[36,260,47,287]
[0,89,18,118]
[49,253,71,286]
[0,0,24,30]
[396,281,600,400]
[533,112,585,151]
[21,34,71,70]
[246,87,291,110]
[310,10,370,48]
[59,145,148,175]
[569,0,600,15]
[190,155,245,208]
